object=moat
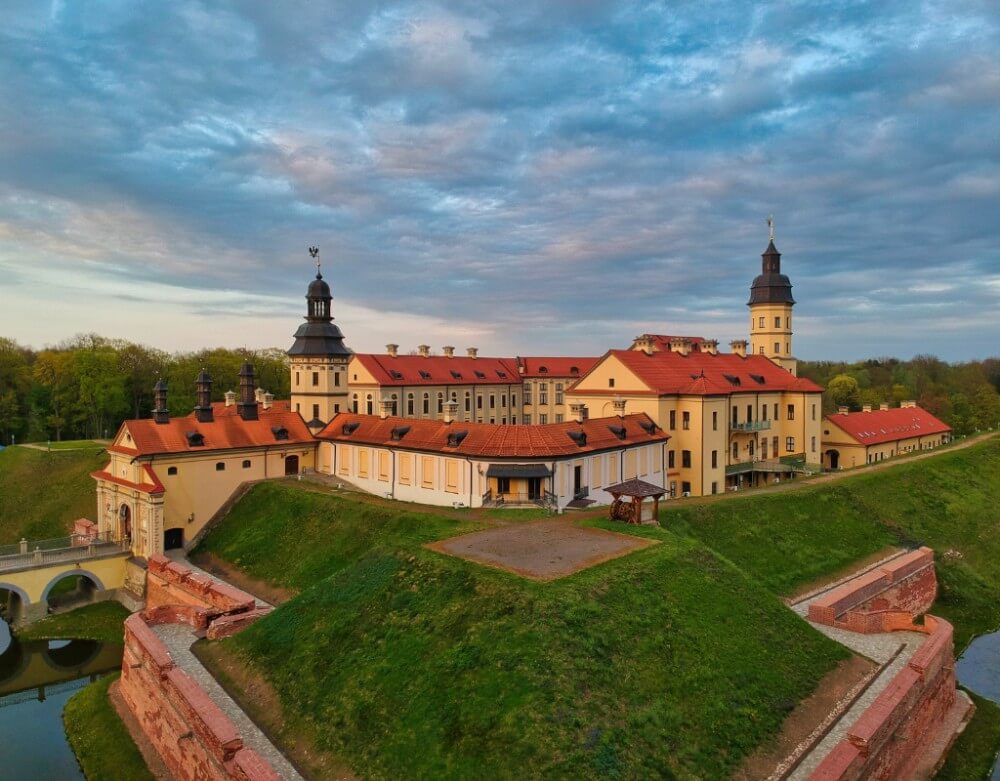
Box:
[0,620,123,779]
[956,630,1000,780]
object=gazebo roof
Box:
[605,479,666,498]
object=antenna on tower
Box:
[309,246,320,277]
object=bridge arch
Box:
[40,570,106,605]
[42,639,102,672]
[0,583,31,624]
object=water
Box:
[0,621,124,780]
[956,630,1000,780]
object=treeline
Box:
[0,335,290,444]
[798,355,1000,436]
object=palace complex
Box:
[92,232,952,558]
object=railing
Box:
[573,485,590,500]
[725,460,792,476]
[0,532,127,573]
[730,420,772,432]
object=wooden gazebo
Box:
[606,479,666,525]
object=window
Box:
[477,395,483,410]
[762,438,768,459]
[759,316,765,328]
[167,466,178,476]
[366,395,373,415]
[608,378,615,388]
[539,414,548,424]
[497,477,511,494]
[774,403,779,419]
[811,436,817,452]
[811,404,816,421]
[295,372,300,386]
[312,371,319,386]
[772,436,778,456]
[711,450,718,469]
[512,416,517,424]
[787,404,795,420]
[242,459,251,469]
[712,411,718,431]
[681,481,691,495]
[682,411,690,430]
[334,404,340,413]
[423,394,429,414]
[407,394,414,415]
[786,316,790,329]
[774,342,780,354]
[748,440,755,457]
[732,406,738,426]
[747,404,753,421]
[524,414,532,425]
[512,394,517,407]
[786,437,795,453]
[296,402,300,412]
[711,481,718,495]
[352,394,358,413]
[215,462,225,471]
[732,441,739,460]
[786,342,790,354]
[669,410,676,430]
[465,393,471,412]
[668,450,675,469]
[313,403,319,421]
[774,316,781,328]
[437,393,444,413]
[759,346,765,354]
[681,450,691,468]
[555,383,564,404]
[539,389,548,405]
[762,405,768,421]
[555,413,564,423]
[489,394,496,409]
[523,382,531,401]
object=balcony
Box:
[730,420,772,432]
[725,459,793,476]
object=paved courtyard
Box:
[427,518,656,580]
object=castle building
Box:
[748,227,797,374]
[518,357,598,424]
[288,251,352,430]
[821,402,951,470]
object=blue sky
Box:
[1,1,998,360]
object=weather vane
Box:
[309,246,320,275]
[767,215,775,242]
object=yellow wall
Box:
[0,552,129,606]
[749,302,796,374]
[291,354,350,424]
[521,377,575,424]
[821,417,950,469]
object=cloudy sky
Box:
[1,1,998,361]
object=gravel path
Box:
[152,622,302,780]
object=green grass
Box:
[936,692,1000,781]
[63,673,154,781]
[197,482,846,780]
[15,601,130,644]
[665,436,1000,650]
[25,439,109,451]
[0,445,106,543]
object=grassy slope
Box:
[197,482,845,780]
[666,436,1000,650]
[63,673,154,781]
[15,601,130,644]
[0,445,106,543]
[936,692,1000,781]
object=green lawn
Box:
[936,691,1000,780]
[0,445,106,543]
[196,482,846,780]
[15,601,130,644]
[63,673,154,781]
[24,439,109,451]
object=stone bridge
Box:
[0,522,136,623]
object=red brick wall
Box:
[120,613,281,781]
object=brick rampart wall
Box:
[808,547,936,632]
[120,614,280,781]
[809,615,958,781]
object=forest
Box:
[0,334,998,443]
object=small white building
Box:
[315,409,670,511]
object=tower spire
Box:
[309,246,320,278]
[767,214,775,242]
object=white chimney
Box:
[443,400,459,424]
[263,393,274,410]
[701,339,719,355]
[255,387,266,403]
[418,344,431,357]
[570,403,589,423]
[442,346,455,358]
[901,400,917,409]
[862,404,872,413]
[467,347,478,359]
[669,337,692,356]
[838,405,849,415]
[612,398,627,417]
[633,335,655,355]
[386,344,399,358]
[730,340,748,358]
[224,390,236,407]
[879,402,889,411]
[379,399,394,419]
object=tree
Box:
[827,374,860,409]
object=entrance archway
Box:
[41,571,103,612]
[164,528,184,550]
[118,503,132,542]
[285,455,300,476]
[826,449,840,470]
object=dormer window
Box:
[390,370,404,380]
[419,370,432,380]
[185,431,205,447]
[447,430,469,448]
[639,420,657,434]
[474,370,486,379]
[723,374,741,386]
[539,366,548,374]
[570,366,579,375]
[451,370,462,379]
[608,425,627,440]
[271,426,289,441]
[566,430,587,447]
[496,371,507,379]
[749,373,766,385]
[391,425,411,441]
[342,422,360,435]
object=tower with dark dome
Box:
[288,247,351,429]
[748,218,797,375]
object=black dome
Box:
[308,273,331,298]
[747,240,795,306]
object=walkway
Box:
[781,553,928,780]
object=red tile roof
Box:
[824,407,951,446]
[571,350,823,396]
[209,400,292,415]
[317,413,668,458]
[108,408,314,457]
[91,464,166,495]
[353,354,520,386]
[516,356,598,379]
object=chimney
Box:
[379,399,394,419]
[263,392,274,411]
[667,337,688,356]
[237,362,259,421]
[901,400,916,409]
[255,387,266,403]
[386,344,399,358]
[442,346,455,358]
[152,378,170,424]
[418,344,431,357]
[443,399,459,424]
[701,339,719,355]
[467,347,478,359]
[633,335,655,355]
[612,397,627,417]
[879,402,889,411]
[570,403,589,424]
[730,340,748,358]
[838,405,849,415]
[194,369,214,423]
[224,390,236,408]
[862,404,872,413]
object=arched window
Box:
[352,394,358,413]
[407,393,414,415]
[215,462,225,471]
[437,392,444,413]
[422,393,429,415]
[391,393,398,415]
[366,394,373,415]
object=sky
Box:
[1,1,998,362]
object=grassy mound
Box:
[0,445,106,543]
[665,436,1000,649]
[197,483,845,780]
[15,601,130,645]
